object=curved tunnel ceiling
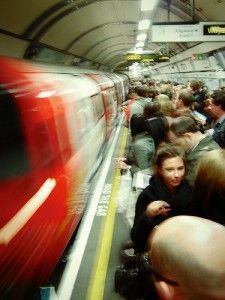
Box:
[0,0,224,70]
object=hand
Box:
[116,157,129,170]
[146,200,171,218]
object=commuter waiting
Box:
[130,143,192,253]
[190,148,225,225]
[173,89,206,125]
[118,105,169,175]
[148,215,225,300]
[129,86,152,120]
[205,89,225,148]
[173,89,194,113]
[169,116,220,185]
[189,79,207,114]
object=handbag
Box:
[114,253,158,299]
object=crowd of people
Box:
[116,78,225,300]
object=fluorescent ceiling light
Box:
[136,42,144,47]
[141,0,158,11]
[137,33,147,41]
[138,19,150,30]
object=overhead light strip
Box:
[137,33,147,41]
[138,19,151,30]
[141,0,158,11]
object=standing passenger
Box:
[131,143,192,253]
[206,89,225,148]
[129,86,152,120]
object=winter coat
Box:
[131,175,192,253]
[213,116,225,148]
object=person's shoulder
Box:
[202,135,220,149]
[195,135,218,148]
[219,117,225,128]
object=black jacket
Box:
[131,175,192,252]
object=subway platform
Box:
[51,118,140,300]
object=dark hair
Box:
[147,87,159,99]
[170,116,199,137]
[211,89,225,111]
[143,102,161,119]
[134,86,149,97]
[130,114,146,136]
[145,117,168,147]
[153,143,185,169]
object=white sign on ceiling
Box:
[151,22,225,42]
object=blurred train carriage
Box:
[0,56,127,298]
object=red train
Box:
[0,56,128,298]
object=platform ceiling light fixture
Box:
[141,0,158,11]
[138,19,151,30]
[137,33,147,41]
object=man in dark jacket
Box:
[206,89,225,148]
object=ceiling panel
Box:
[0,0,224,70]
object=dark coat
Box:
[131,175,192,253]
[213,117,225,148]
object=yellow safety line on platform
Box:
[86,126,128,300]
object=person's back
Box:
[148,215,225,300]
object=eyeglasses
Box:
[148,255,179,286]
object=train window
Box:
[0,86,30,179]
[91,94,104,121]
[78,97,96,132]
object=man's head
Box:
[148,216,225,300]
[174,89,194,109]
[205,89,225,120]
[168,116,201,150]
[189,80,202,93]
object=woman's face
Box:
[158,156,185,189]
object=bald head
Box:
[149,216,225,300]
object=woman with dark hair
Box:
[131,143,192,253]
[190,148,225,225]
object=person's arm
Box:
[130,188,167,252]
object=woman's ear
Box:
[155,281,175,299]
